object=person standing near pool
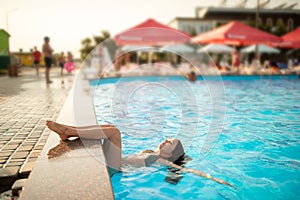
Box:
[32,46,41,75]
[185,65,197,82]
[231,48,240,73]
[57,52,66,76]
[64,51,76,73]
[46,120,236,189]
[42,36,54,84]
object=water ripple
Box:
[93,76,300,200]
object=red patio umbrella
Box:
[278,27,300,48]
[114,18,190,46]
[192,21,282,46]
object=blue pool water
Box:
[90,75,300,200]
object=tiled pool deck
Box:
[0,67,113,199]
[0,67,75,196]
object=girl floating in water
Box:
[46,120,236,189]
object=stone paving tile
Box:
[11,152,30,160]
[18,146,33,151]
[0,167,20,193]
[19,162,35,177]
[2,145,20,151]
[0,67,75,194]
[0,152,13,157]
[5,162,24,167]
[12,178,27,196]
[0,167,20,179]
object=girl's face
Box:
[157,138,185,162]
[157,138,178,159]
[158,139,175,150]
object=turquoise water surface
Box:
[90,75,300,200]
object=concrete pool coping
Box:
[19,71,114,199]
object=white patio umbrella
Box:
[198,43,234,54]
[240,44,280,54]
[160,44,194,53]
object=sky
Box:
[0,0,299,58]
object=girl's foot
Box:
[46,120,75,140]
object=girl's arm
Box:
[156,158,237,189]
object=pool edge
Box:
[19,71,114,199]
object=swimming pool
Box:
[90,75,300,200]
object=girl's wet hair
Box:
[165,154,192,185]
[159,139,185,162]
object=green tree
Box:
[272,19,287,36]
[93,30,111,44]
[80,30,111,60]
[80,37,93,60]
[245,19,288,36]
[188,27,197,37]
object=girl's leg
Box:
[46,120,122,170]
[102,127,122,172]
[56,123,114,130]
[46,121,115,139]
[45,67,51,83]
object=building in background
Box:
[12,49,45,67]
[169,18,215,36]
[12,51,33,67]
[169,0,300,36]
